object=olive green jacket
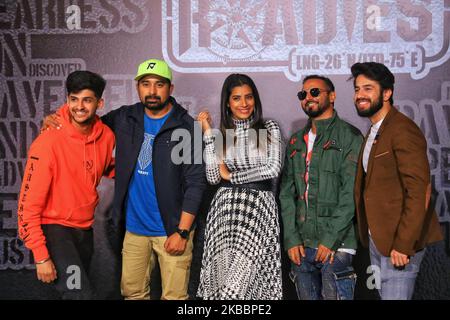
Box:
[280,111,363,251]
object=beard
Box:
[355,93,383,118]
[143,95,168,111]
[303,100,330,118]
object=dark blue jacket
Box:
[101,97,206,238]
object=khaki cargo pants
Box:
[121,230,194,300]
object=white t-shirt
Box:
[363,119,384,173]
[305,130,316,207]
[362,118,384,237]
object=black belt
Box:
[219,179,272,192]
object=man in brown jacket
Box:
[351,62,442,300]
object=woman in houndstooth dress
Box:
[196,74,283,300]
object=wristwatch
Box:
[176,228,190,239]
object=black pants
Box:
[42,224,95,299]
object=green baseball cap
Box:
[134,58,172,81]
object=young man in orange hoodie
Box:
[17,70,115,299]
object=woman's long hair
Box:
[219,74,265,140]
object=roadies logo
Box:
[162,0,450,81]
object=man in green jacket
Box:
[279,75,363,300]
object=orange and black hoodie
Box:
[17,104,115,262]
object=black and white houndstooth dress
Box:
[197,118,283,300]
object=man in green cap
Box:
[42,59,206,300]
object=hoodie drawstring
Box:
[83,137,97,188]
[84,141,87,184]
[93,139,97,188]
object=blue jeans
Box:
[368,236,425,300]
[289,247,356,300]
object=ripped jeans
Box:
[289,247,356,300]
